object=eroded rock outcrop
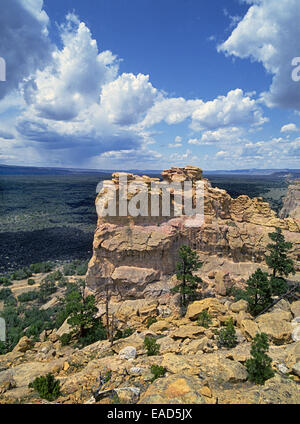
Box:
[280,180,300,220]
[86,166,300,299]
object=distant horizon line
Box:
[1,163,300,174]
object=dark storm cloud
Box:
[0,0,52,100]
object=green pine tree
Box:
[246,333,275,385]
[266,227,295,279]
[171,245,203,309]
[245,268,272,316]
[64,280,106,346]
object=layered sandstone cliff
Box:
[86,166,300,299]
[280,180,300,220]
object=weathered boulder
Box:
[8,360,64,388]
[0,370,16,394]
[156,336,181,354]
[111,299,158,323]
[230,300,248,313]
[111,266,160,297]
[161,353,197,375]
[291,300,300,318]
[12,336,34,353]
[198,355,248,384]
[148,320,173,333]
[116,387,141,403]
[211,374,300,404]
[240,319,259,341]
[291,318,300,342]
[112,333,145,354]
[171,325,206,340]
[292,362,300,377]
[256,312,293,345]
[270,299,291,313]
[186,298,227,320]
[236,310,252,326]
[48,331,59,343]
[181,337,210,355]
[118,346,137,360]
[285,341,300,368]
[56,319,73,338]
[139,374,207,404]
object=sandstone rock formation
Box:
[86,166,300,300]
[280,180,300,220]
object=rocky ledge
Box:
[0,297,299,404]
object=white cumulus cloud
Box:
[191,89,267,131]
[23,13,119,121]
[281,123,299,133]
[100,73,160,126]
[219,0,300,111]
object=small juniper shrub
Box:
[0,288,13,301]
[18,291,39,303]
[146,316,157,329]
[44,270,63,284]
[0,341,6,355]
[63,260,89,276]
[144,336,160,356]
[104,370,112,383]
[245,333,275,385]
[150,365,167,382]
[60,333,72,346]
[10,267,32,281]
[28,373,61,401]
[197,309,212,328]
[114,327,135,340]
[57,276,69,288]
[0,276,12,286]
[217,317,238,349]
[30,262,54,274]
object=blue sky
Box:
[0,0,300,170]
